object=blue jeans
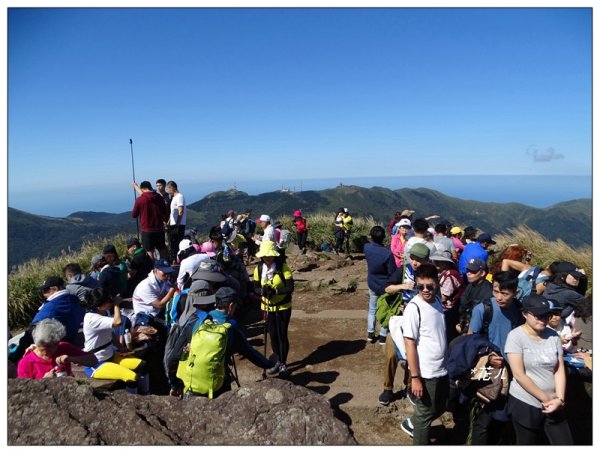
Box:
[368,289,388,337]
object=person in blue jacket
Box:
[11,276,85,365]
[458,233,496,279]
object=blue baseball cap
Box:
[154,259,174,273]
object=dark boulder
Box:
[8,378,356,445]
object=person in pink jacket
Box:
[17,318,97,379]
[390,218,412,267]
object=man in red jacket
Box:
[132,180,169,261]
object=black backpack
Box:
[459,298,493,337]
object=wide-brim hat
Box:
[430,252,455,265]
[190,260,227,282]
[256,240,280,258]
[187,280,216,306]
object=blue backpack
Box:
[516,267,547,302]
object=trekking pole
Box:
[231,354,241,388]
[129,138,140,238]
[262,295,268,380]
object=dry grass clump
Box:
[489,225,592,294]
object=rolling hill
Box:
[8,185,592,270]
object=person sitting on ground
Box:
[175,238,210,290]
[253,241,294,378]
[125,236,154,298]
[82,287,150,394]
[457,258,493,334]
[64,262,100,302]
[166,284,276,398]
[11,276,87,366]
[99,244,128,298]
[17,318,98,379]
[132,259,176,328]
[90,254,104,280]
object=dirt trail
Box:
[236,249,593,445]
[236,252,447,445]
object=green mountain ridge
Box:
[8,186,592,270]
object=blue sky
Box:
[5,5,594,216]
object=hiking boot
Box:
[367,332,378,344]
[378,335,387,345]
[378,389,393,406]
[401,418,414,438]
[278,364,290,378]
[266,361,282,377]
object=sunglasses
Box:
[416,283,436,292]
[527,312,551,321]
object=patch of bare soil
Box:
[236,250,457,445]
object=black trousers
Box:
[508,395,573,445]
[267,308,292,365]
[168,224,185,263]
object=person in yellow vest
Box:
[253,241,294,378]
[341,208,354,254]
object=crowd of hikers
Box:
[7,180,592,446]
[366,211,592,445]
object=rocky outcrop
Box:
[7,378,356,446]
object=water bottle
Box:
[223,246,230,262]
[124,329,132,350]
[54,365,67,377]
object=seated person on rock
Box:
[17,318,97,379]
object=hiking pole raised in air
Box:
[129,138,140,238]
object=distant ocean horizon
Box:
[9,174,593,218]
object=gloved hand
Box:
[261,286,277,298]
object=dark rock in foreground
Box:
[8,378,356,445]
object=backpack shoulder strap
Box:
[407,300,422,328]
[482,299,493,338]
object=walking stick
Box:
[262,292,268,380]
[129,138,140,238]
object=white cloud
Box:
[526,145,565,162]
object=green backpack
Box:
[375,292,404,329]
[176,319,231,399]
